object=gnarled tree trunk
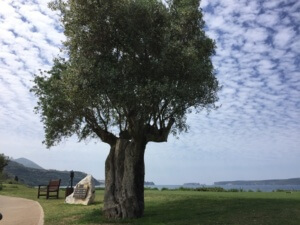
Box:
[103,138,146,219]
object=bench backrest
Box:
[48,179,61,191]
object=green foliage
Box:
[159,187,246,192]
[195,187,225,192]
[95,187,105,191]
[32,0,219,147]
[0,154,9,191]
[275,189,298,193]
[144,187,159,191]
[0,178,3,191]
[178,186,190,191]
[0,153,9,173]
[7,179,19,185]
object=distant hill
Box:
[214,178,300,186]
[13,158,44,170]
[4,160,100,187]
[96,180,154,186]
[183,183,201,186]
[97,179,105,185]
[144,181,155,185]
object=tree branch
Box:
[146,118,175,143]
[152,99,169,127]
[96,107,108,131]
[85,110,117,145]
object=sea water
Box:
[143,184,300,192]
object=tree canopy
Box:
[0,154,9,174]
[32,0,219,148]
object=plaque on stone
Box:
[65,174,96,205]
[73,184,89,199]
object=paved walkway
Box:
[0,195,44,225]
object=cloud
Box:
[273,27,297,48]
[0,0,64,140]
[191,0,300,164]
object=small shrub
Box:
[228,188,239,192]
[144,187,158,191]
[195,187,226,192]
[275,189,296,193]
[178,187,192,191]
[6,179,19,185]
[95,187,105,191]
[161,187,169,191]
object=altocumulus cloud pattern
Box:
[0,0,299,184]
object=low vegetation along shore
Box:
[1,183,300,225]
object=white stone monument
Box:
[65,174,95,205]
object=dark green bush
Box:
[228,189,239,192]
[195,187,226,192]
[178,187,193,191]
[144,187,159,191]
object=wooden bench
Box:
[37,179,61,199]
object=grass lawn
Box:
[1,183,300,225]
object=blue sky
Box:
[0,0,299,185]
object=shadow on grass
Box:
[78,194,300,225]
[78,208,103,223]
[77,207,131,225]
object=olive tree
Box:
[32,0,219,219]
